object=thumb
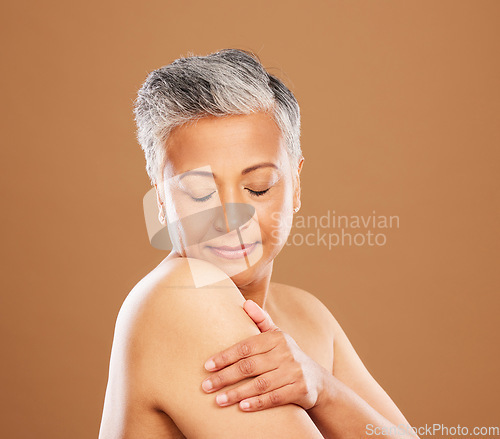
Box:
[243,299,279,333]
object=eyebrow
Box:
[178,162,278,180]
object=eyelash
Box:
[247,188,271,197]
[191,192,216,203]
[191,188,271,203]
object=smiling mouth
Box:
[207,242,259,259]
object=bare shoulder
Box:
[99,257,246,438]
[118,257,243,322]
[100,259,324,438]
[270,281,336,335]
[271,283,415,428]
[113,256,249,387]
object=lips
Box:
[210,243,255,251]
[207,242,259,259]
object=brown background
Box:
[1,1,499,437]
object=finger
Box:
[243,299,279,333]
[239,383,296,411]
[202,347,283,393]
[214,366,292,407]
[204,330,282,372]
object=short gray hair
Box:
[133,48,302,186]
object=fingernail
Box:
[247,300,260,311]
[205,359,216,370]
[240,401,250,409]
[216,393,228,405]
[202,379,213,391]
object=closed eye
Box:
[190,187,271,202]
[191,191,216,202]
[246,188,271,197]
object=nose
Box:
[213,187,254,233]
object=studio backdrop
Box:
[0,0,498,438]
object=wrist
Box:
[309,369,338,414]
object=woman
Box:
[99,49,419,438]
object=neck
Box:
[235,259,274,312]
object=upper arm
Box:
[331,314,412,427]
[104,258,324,439]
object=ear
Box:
[154,182,166,225]
[293,156,305,212]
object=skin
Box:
[200,295,421,438]
[201,298,325,410]
[99,257,326,438]
[99,111,420,438]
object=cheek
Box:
[255,193,294,248]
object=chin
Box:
[182,240,275,284]
[227,264,265,288]
[231,251,276,286]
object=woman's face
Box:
[157,111,303,286]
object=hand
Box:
[201,299,329,412]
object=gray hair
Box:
[133,48,302,186]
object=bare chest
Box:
[266,307,334,373]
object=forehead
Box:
[163,112,287,178]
